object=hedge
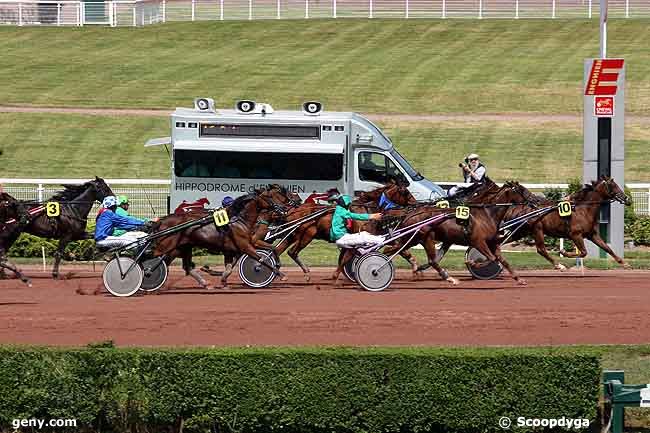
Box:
[0,346,600,433]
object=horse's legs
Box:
[52,238,70,279]
[422,233,458,285]
[491,243,527,286]
[531,225,565,270]
[332,248,355,286]
[396,248,420,280]
[220,253,237,289]
[181,246,213,289]
[0,253,32,286]
[287,229,317,282]
[559,233,589,259]
[415,243,451,273]
[587,232,631,269]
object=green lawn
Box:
[2,112,649,182]
[1,20,650,114]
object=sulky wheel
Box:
[339,249,360,282]
[140,258,169,292]
[354,252,394,292]
[465,247,503,280]
[102,257,143,297]
[238,249,278,288]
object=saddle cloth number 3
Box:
[213,209,230,226]
[46,202,60,217]
[558,201,572,217]
[455,206,470,220]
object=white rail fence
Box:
[1,0,649,26]
[1,179,649,218]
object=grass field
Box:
[1,20,650,114]
[2,112,649,181]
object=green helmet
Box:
[336,195,352,208]
[118,195,129,205]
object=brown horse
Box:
[151,186,292,289]
[501,176,631,270]
[258,182,418,282]
[380,181,535,286]
[0,178,113,281]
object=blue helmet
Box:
[102,195,117,208]
[221,196,234,207]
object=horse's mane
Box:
[49,182,93,202]
[570,181,597,201]
[231,193,256,214]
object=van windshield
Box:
[390,149,423,181]
[174,149,343,180]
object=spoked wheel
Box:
[339,249,360,282]
[355,252,394,292]
[465,247,503,280]
[238,249,279,288]
[102,257,143,297]
[140,258,169,292]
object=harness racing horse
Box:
[501,176,631,270]
[0,193,32,285]
[0,177,113,281]
[256,183,418,283]
[381,181,535,286]
[151,186,292,289]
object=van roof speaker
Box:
[303,101,323,116]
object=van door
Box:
[354,149,408,194]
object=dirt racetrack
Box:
[0,266,648,347]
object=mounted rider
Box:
[330,195,383,248]
[94,196,148,249]
[448,153,487,197]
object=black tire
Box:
[339,249,359,282]
[238,249,278,288]
[140,258,168,292]
[465,247,503,280]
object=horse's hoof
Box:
[330,273,338,280]
[447,277,460,286]
[303,274,311,283]
[517,279,528,286]
[555,263,567,271]
[333,279,343,288]
[280,275,288,282]
[623,263,632,270]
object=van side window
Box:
[174,150,343,180]
[358,152,406,184]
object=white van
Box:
[146,98,445,210]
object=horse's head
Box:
[267,184,302,207]
[256,187,289,214]
[597,176,631,206]
[494,181,537,206]
[89,177,114,202]
[383,182,416,207]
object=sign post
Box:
[583,58,625,259]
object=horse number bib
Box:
[436,200,450,209]
[558,201,572,217]
[46,201,60,217]
[455,206,470,220]
[212,208,230,226]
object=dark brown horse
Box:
[380,181,535,286]
[501,176,631,270]
[151,186,292,289]
[257,182,418,282]
[0,192,32,285]
[0,177,113,282]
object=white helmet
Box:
[102,195,117,208]
[467,153,480,160]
